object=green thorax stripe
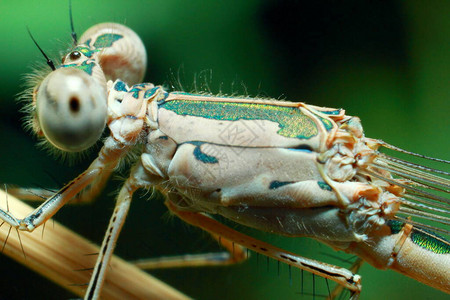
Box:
[159,99,318,139]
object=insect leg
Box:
[84,162,154,299]
[5,187,56,201]
[166,200,362,299]
[7,167,114,204]
[327,258,364,300]
[0,137,127,232]
[131,228,247,269]
[84,175,136,299]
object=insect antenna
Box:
[73,267,95,272]
[68,283,89,287]
[27,27,55,71]
[69,0,77,45]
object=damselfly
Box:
[0,1,448,299]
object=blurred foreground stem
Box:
[0,189,190,300]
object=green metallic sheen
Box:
[160,99,319,140]
[308,110,334,131]
[84,38,92,47]
[70,35,122,59]
[60,61,95,75]
[75,61,95,75]
[410,229,450,254]
[316,115,334,131]
[387,220,450,254]
[93,33,123,49]
[74,46,97,58]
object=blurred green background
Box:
[0,1,448,299]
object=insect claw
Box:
[68,283,89,287]
[16,228,26,260]
[1,226,12,253]
[325,278,331,298]
[40,222,45,239]
[74,267,95,272]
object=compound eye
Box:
[36,67,107,152]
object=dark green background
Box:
[0,1,448,299]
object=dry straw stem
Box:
[0,189,190,300]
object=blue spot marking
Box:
[144,87,161,99]
[288,145,313,153]
[158,136,169,140]
[128,84,154,99]
[188,142,218,164]
[269,181,294,189]
[387,220,403,234]
[114,81,128,92]
[60,61,95,75]
[157,91,170,105]
[317,181,332,191]
[130,87,141,99]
